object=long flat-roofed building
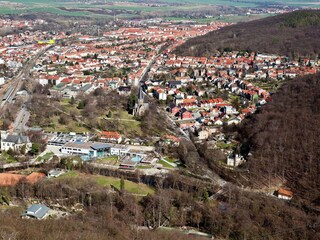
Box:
[61,141,111,158]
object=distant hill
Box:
[175,10,320,58]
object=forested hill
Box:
[175,10,320,58]
[238,72,320,206]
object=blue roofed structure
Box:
[22,204,51,219]
[90,143,111,150]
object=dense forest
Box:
[0,163,319,240]
[175,10,320,58]
[238,72,320,206]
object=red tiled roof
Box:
[163,135,180,142]
[278,188,293,198]
[99,131,121,139]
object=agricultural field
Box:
[1,0,319,19]
[165,13,274,23]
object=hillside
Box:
[238,72,320,206]
[175,10,320,58]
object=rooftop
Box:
[22,204,50,219]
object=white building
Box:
[110,144,129,156]
[0,131,32,152]
[227,154,244,167]
[277,188,293,200]
[198,130,210,140]
[227,117,241,125]
[60,142,110,158]
[60,142,132,159]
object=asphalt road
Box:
[13,103,30,132]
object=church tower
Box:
[133,86,149,117]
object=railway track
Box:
[0,44,53,117]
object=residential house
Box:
[227,117,241,125]
[175,95,184,105]
[118,86,131,95]
[198,130,210,140]
[168,80,182,89]
[0,131,32,152]
[154,88,167,101]
[160,135,180,146]
[171,106,181,116]
[99,131,122,144]
[227,153,244,167]
[21,204,51,219]
[276,188,293,200]
[214,119,223,126]
[182,111,192,120]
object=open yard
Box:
[36,151,54,162]
[0,152,19,163]
[95,155,118,165]
[43,115,90,133]
[103,110,143,136]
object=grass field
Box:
[0,152,18,163]
[158,159,175,168]
[166,13,275,23]
[163,156,178,163]
[43,115,90,133]
[36,151,54,162]
[56,171,154,195]
[94,175,154,195]
[103,110,143,136]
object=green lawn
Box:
[0,152,18,163]
[1,1,319,18]
[158,159,175,169]
[43,115,89,133]
[54,171,154,195]
[56,170,80,179]
[216,141,237,150]
[103,110,142,136]
[94,175,154,195]
[60,99,81,113]
[37,151,54,162]
[163,156,177,164]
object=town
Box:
[1,17,319,171]
[0,12,318,238]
